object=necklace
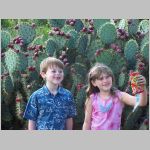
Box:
[98,96,113,113]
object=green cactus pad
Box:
[118,72,128,89]
[77,34,88,55]
[95,49,113,66]
[32,36,44,45]
[128,19,139,35]
[46,39,59,56]
[1,103,13,122]
[141,32,149,49]
[118,19,129,36]
[1,63,6,74]
[5,49,28,74]
[13,44,22,51]
[98,23,117,44]
[27,51,36,67]
[138,19,149,34]
[71,74,84,88]
[50,35,66,50]
[49,19,66,28]
[74,19,84,32]
[141,42,149,62]
[93,19,110,30]
[96,49,126,79]
[32,19,48,26]
[124,39,139,69]
[65,30,78,49]
[62,25,74,33]
[123,107,143,129]
[109,52,127,77]
[16,93,26,120]
[1,31,11,51]
[72,63,87,79]
[87,38,104,61]
[28,70,40,83]
[18,23,36,45]
[3,76,14,94]
[75,88,86,123]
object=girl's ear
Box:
[91,80,96,87]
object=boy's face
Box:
[41,66,64,86]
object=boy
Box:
[23,57,77,130]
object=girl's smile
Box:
[92,73,113,92]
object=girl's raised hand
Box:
[137,75,146,86]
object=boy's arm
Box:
[82,98,92,130]
[66,118,73,130]
[28,120,36,130]
[23,93,38,130]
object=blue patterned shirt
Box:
[23,85,77,130]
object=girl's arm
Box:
[66,118,73,130]
[82,98,92,130]
[120,75,147,107]
[28,120,36,130]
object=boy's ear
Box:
[40,72,46,79]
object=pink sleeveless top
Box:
[91,90,124,130]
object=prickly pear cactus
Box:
[118,72,128,90]
[18,23,36,45]
[124,39,139,69]
[46,39,58,56]
[49,19,66,28]
[128,19,139,36]
[2,75,14,94]
[1,31,11,51]
[141,42,149,62]
[138,19,149,34]
[77,34,89,55]
[5,49,28,74]
[98,23,117,44]
[1,19,149,130]
[93,19,110,30]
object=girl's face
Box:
[41,66,64,86]
[91,73,113,92]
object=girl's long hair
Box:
[85,63,117,107]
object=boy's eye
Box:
[106,75,110,79]
[59,70,63,73]
[51,70,63,73]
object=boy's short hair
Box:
[40,57,64,73]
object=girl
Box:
[82,63,147,130]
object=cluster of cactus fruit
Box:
[1,19,149,130]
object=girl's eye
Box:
[52,70,56,73]
[99,77,103,80]
[98,75,110,80]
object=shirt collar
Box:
[43,85,63,96]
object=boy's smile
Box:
[41,66,64,86]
